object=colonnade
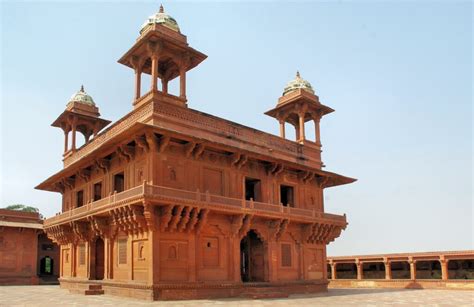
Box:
[328,256,473,280]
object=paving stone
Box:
[0,286,473,306]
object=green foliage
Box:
[4,204,39,213]
[3,204,44,219]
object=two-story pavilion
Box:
[36,6,355,300]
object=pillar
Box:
[331,263,337,280]
[298,112,305,141]
[314,117,321,145]
[384,260,392,280]
[179,68,186,99]
[409,258,416,280]
[71,122,77,150]
[440,258,449,280]
[295,122,300,140]
[104,237,112,280]
[134,68,142,99]
[279,120,286,138]
[162,79,168,94]
[151,54,159,91]
[64,130,69,153]
[356,260,363,280]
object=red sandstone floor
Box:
[0,286,472,306]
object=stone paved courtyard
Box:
[0,286,473,306]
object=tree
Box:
[3,204,43,219]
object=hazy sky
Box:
[1,1,472,256]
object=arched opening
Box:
[94,237,105,280]
[390,261,410,279]
[448,259,474,279]
[240,230,267,282]
[39,256,54,276]
[336,263,357,279]
[363,262,385,279]
[416,260,441,279]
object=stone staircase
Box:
[70,284,104,296]
[241,286,289,299]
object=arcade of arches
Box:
[327,251,474,290]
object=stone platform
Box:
[1,285,473,306]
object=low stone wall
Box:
[59,278,329,300]
[329,279,474,290]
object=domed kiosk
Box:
[265,72,334,148]
[51,85,110,154]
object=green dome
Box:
[282,71,315,96]
[69,85,95,106]
[140,5,180,34]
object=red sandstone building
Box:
[0,209,59,285]
[327,250,474,290]
[36,6,355,300]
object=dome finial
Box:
[159,4,164,13]
[296,71,301,78]
[80,84,84,92]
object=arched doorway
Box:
[39,256,54,275]
[240,230,267,282]
[95,238,105,280]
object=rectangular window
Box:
[280,185,294,207]
[245,178,261,201]
[78,244,86,266]
[76,190,84,207]
[118,238,127,264]
[281,243,292,267]
[93,182,102,201]
[114,172,125,193]
[42,244,54,251]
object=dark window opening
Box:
[281,243,292,267]
[280,185,294,207]
[42,244,54,251]
[114,172,125,193]
[245,178,261,201]
[93,182,102,201]
[76,190,84,207]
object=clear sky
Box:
[1,1,472,256]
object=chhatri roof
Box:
[282,71,315,97]
[140,4,180,34]
[68,85,95,106]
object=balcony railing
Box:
[44,183,346,227]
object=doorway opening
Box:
[245,178,261,201]
[39,256,54,275]
[240,230,267,282]
[95,237,105,280]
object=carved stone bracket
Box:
[88,216,111,238]
[61,177,75,190]
[230,214,245,237]
[193,143,205,159]
[158,136,171,153]
[238,214,253,238]
[76,168,91,182]
[145,132,159,152]
[267,163,284,176]
[316,176,331,188]
[231,154,247,169]
[70,221,92,242]
[135,135,150,153]
[45,224,74,245]
[303,222,344,244]
[94,158,110,174]
[184,141,196,158]
[110,205,147,235]
[299,171,315,183]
